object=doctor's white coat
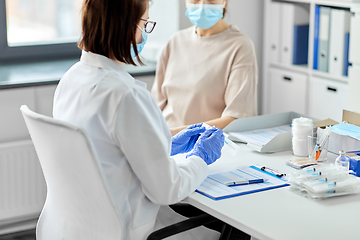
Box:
[52,51,219,240]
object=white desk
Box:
[184,143,360,240]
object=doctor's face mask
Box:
[130,17,156,58]
[131,25,148,58]
[185,2,225,29]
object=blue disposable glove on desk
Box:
[186,127,224,165]
[171,123,206,156]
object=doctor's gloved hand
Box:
[186,127,225,165]
[170,123,206,156]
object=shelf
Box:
[263,0,360,116]
[269,63,310,74]
[314,0,360,8]
[269,63,348,83]
[275,0,360,8]
[276,0,311,4]
[311,70,349,83]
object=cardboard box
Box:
[314,110,360,154]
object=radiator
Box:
[0,140,46,224]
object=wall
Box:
[179,0,265,114]
[142,0,180,62]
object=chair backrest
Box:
[20,105,123,240]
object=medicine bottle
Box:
[335,150,350,170]
[292,117,313,157]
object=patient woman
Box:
[151,0,258,136]
[152,1,256,239]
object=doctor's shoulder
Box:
[60,61,82,79]
[103,72,152,100]
[109,83,161,119]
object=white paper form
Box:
[228,125,292,147]
[196,166,289,200]
[209,168,265,186]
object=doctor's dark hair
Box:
[78,0,147,66]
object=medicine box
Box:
[346,151,360,177]
[314,110,360,154]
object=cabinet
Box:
[309,77,348,122]
[0,73,155,144]
[34,85,57,117]
[0,88,36,142]
[0,74,155,144]
[263,0,360,117]
[0,85,57,143]
[269,68,308,115]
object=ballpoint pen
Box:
[225,178,268,187]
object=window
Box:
[6,0,82,46]
[0,0,82,62]
[0,0,179,63]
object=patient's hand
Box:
[170,126,187,136]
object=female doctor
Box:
[51,0,224,239]
[152,0,258,136]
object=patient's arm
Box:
[170,116,236,136]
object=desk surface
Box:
[184,144,360,240]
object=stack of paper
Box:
[228,124,292,152]
[223,112,313,153]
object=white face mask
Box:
[130,25,148,58]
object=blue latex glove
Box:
[186,127,225,165]
[171,123,206,156]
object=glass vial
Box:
[335,150,350,170]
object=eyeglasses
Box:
[140,18,156,34]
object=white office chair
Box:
[20,105,226,240]
[20,105,123,239]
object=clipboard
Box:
[196,165,289,200]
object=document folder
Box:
[224,112,317,153]
[313,5,320,70]
[328,9,351,76]
[293,24,309,65]
[318,6,331,72]
[280,2,309,65]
